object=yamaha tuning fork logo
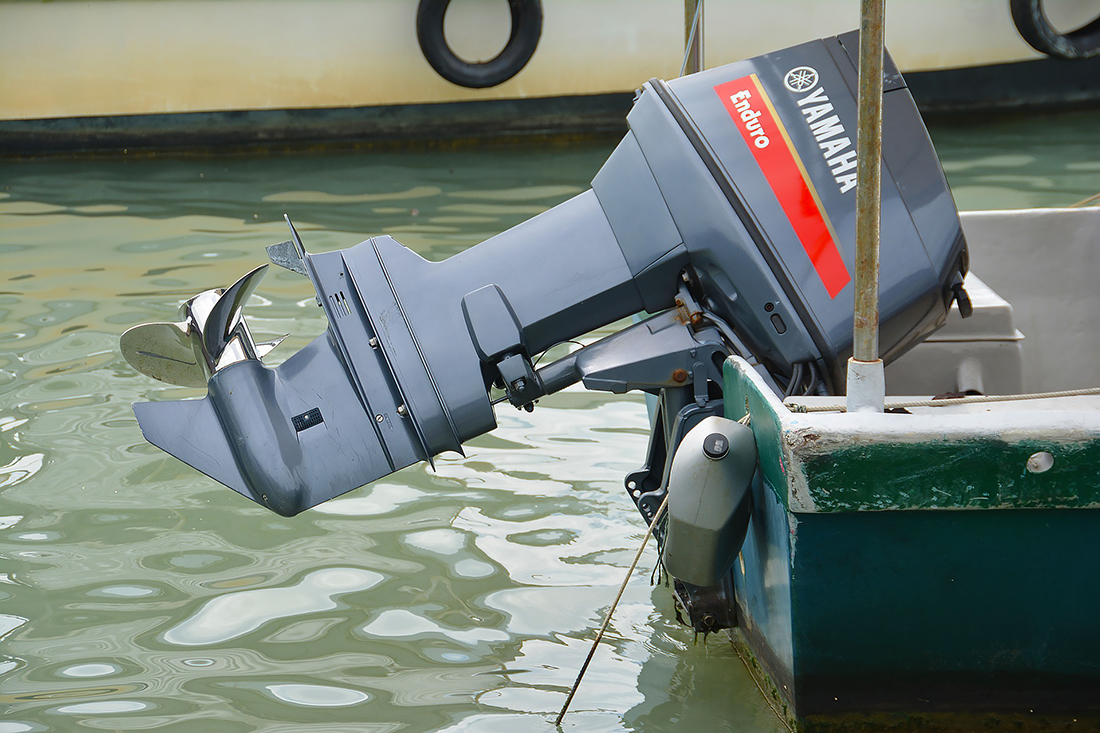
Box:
[781,64,858,196]
[783,66,819,92]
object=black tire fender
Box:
[1010,0,1100,60]
[416,0,543,89]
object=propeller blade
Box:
[120,321,208,387]
[201,264,268,367]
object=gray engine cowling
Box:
[123,31,967,517]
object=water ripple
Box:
[262,185,442,204]
[0,454,44,488]
[358,609,509,646]
[162,567,383,646]
[264,683,371,707]
[54,699,150,715]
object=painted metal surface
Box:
[796,435,1100,511]
[730,470,797,710]
[0,0,673,121]
[724,345,1100,726]
[727,355,1100,513]
[791,507,1100,720]
[2,0,1096,123]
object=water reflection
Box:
[0,454,43,489]
[358,609,510,645]
[57,664,122,679]
[163,568,384,646]
[263,682,371,707]
[54,699,150,715]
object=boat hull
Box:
[733,484,1100,728]
[4,0,1100,153]
[724,351,1100,728]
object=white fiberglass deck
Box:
[886,206,1100,398]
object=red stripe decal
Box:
[714,75,850,298]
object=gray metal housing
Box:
[130,32,967,516]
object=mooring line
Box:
[554,414,751,726]
[785,386,1100,413]
[554,491,670,726]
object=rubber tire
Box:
[1010,0,1100,60]
[417,0,543,89]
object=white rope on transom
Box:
[784,387,1100,413]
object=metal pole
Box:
[846,0,887,412]
[682,0,703,76]
[853,0,884,361]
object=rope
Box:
[1070,191,1100,207]
[784,386,1100,413]
[555,414,749,725]
[554,491,669,726]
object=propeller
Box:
[121,264,284,387]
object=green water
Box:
[1,109,1098,732]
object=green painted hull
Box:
[724,357,1100,730]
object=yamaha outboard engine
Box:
[123,33,967,607]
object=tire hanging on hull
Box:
[1011,0,1100,59]
[416,0,543,88]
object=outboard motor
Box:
[123,32,967,613]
